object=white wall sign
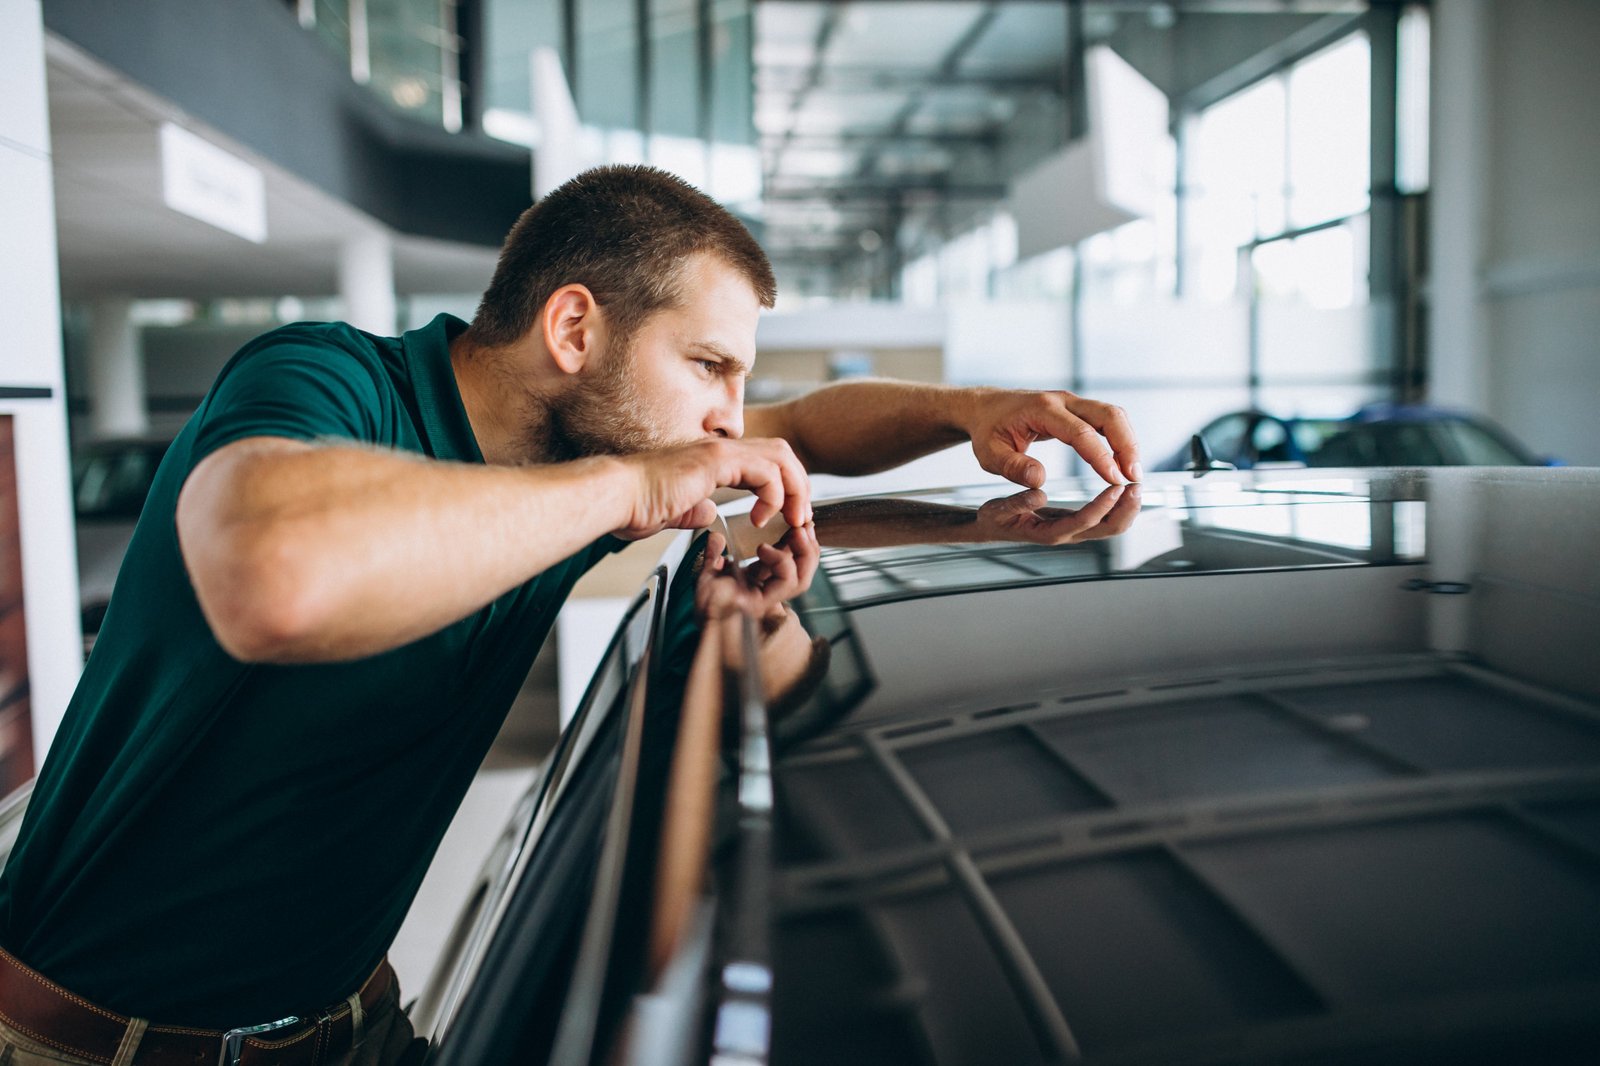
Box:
[159,122,267,243]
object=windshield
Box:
[1295,418,1532,467]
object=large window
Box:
[476,0,758,206]
[1184,34,1371,307]
[299,0,463,130]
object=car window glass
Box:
[1290,420,1343,459]
[1374,423,1446,465]
[1202,415,1249,464]
[74,447,162,518]
[1440,421,1526,465]
[1251,419,1291,462]
[1304,427,1370,466]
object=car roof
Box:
[767,467,1600,1064]
[1344,401,1478,424]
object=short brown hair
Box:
[468,165,776,347]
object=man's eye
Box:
[697,359,720,374]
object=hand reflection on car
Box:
[972,484,1141,545]
[694,530,827,713]
[806,483,1142,549]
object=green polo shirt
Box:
[0,314,616,1027]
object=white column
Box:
[338,229,398,335]
[86,298,149,440]
[1,0,84,764]
[1427,0,1491,411]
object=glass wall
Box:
[368,0,460,129]
[293,0,756,207]
[475,0,758,208]
[300,0,462,130]
[896,18,1398,465]
[481,0,563,120]
[577,0,642,132]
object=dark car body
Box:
[5,467,1598,1064]
[1154,404,1554,472]
[411,465,1600,1065]
[71,436,171,645]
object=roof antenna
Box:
[1186,434,1235,477]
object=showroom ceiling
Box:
[749,1,1366,291]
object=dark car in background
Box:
[1155,403,1556,472]
[71,436,170,651]
[405,464,1600,1065]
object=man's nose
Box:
[708,382,745,439]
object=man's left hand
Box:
[965,389,1141,488]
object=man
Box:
[0,165,1138,1064]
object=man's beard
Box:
[535,343,685,461]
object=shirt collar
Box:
[400,313,484,464]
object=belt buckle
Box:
[218,1015,301,1066]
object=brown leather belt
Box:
[0,945,394,1066]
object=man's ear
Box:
[541,284,601,375]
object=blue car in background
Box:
[1155,404,1559,472]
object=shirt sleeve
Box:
[189,339,386,469]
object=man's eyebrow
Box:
[688,341,751,377]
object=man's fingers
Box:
[772,442,812,529]
[1029,405,1125,486]
[1062,395,1141,483]
[718,439,810,530]
[625,436,809,541]
[977,442,1045,489]
[675,499,719,529]
[1008,453,1047,489]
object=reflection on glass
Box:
[803,480,1433,611]
[1394,500,1426,560]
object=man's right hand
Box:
[614,437,812,540]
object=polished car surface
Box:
[420,465,1600,1066]
[5,467,1596,1065]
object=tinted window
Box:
[1308,423,1447,466]
[1201,415,1250,465]
[1250,418,1292,463]
[1438,420,1531,465]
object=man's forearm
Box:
[753,380,1139,488]
[752,380,982,476]
[178,439,636,663]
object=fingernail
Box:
[1131,462,1144,482]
